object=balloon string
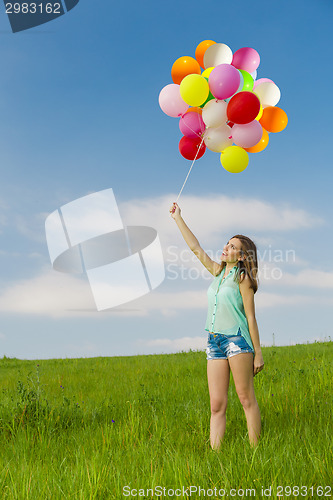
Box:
[182,122,203,140]
[176,135,205,203]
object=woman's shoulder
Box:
[239,269,248,284]
[214,265,225,277]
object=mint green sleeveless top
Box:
[205,266,254,350]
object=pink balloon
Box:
[231,120,263,148]
[158,84,189,117]
[253,78,274,90]
[232,47,260,73]
[208,64,241,100]
[179,112,205,139]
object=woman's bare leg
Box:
[228,353,261,446]
[207,359,230,450]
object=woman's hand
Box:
[253,350,264,376]
[169,202,181,220]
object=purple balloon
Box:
[159,84,189,117]
[208,64,241,100]
[179,112,205,139]
[231,120,263,148]
[253,78,274,90]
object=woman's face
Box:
[220,238,242,263]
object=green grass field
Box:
[0,342,332,499]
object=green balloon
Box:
[239,70,254,92]
[200,77,215,108]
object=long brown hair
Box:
[220,234,259,293]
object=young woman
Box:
[169,201,264,449]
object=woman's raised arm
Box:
[169,202,222,276]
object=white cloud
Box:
[0,270,96,318]
[137,335,206,353]
[260,266,333,289]
[282,269,333,288]
[118,193,324,247]
[0,268,208,318]
[134,288,207,314]
[255,292,314,309]
[1,265,332,319]
[38,192,323,242]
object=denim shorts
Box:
[206,329,254,360]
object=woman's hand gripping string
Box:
[169,202,181,220]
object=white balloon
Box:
[250,69,257,80]
[254,81,281,106]
[203,43,233,68]
[204,124,232,152]
[202,99,227,128]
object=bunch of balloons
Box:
[158,40,288,173]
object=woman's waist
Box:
[207,322,249,335]
[208,327,243,336]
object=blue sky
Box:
[0,0,332,359]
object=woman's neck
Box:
[224,263,237,275]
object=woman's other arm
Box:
[239,274,265,376]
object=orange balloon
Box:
[259,106,288,133]
[171,56,201,85]
[245,128,269,153]
[185,106,203,115]
[195,40,216,69]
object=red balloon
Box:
[179,136,206,160]
[227,91,261,124]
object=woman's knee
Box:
[237,392,256,410]
[210,397,228,415]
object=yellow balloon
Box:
[255,104,263,121]
[220,146,249,173]
[202,67,215,78]
[180,74,209,107]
